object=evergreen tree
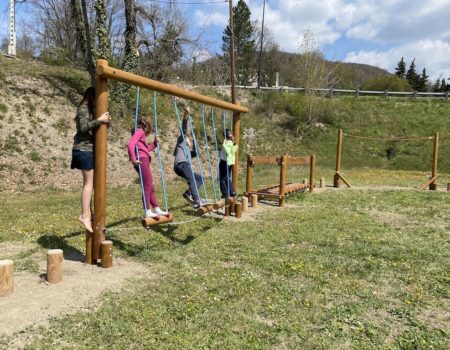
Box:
[222,0,256,85]
[395,57,406,79]
[417,68,429,92]
[441,78,447,92]
[405,59,420,90]
[432,78,441,92]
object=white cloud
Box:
[344,40,450,81]
[194,10,228,28]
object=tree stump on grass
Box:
[47,249,63,284]
[320,178,325,188]
[242,197,249,212]
[0,260,14,297]
[101,240,113,268]
[235,203,243,218]
[251,194,258,208]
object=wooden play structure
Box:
[333,128,439,190]
[89,60,248,265]
[245,154,316,207]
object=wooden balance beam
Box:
[141,213,174,227]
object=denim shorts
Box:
[71,149,94,170]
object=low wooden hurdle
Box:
[245,154,316,207]
[334,129,440,190]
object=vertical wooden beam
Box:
[93,59,109,263]
[309,155,315,192]
[251,194,258,208]
[228,0,236,105]
[47,249,63,284]
[0,260,13,297]
[334,129,343,188]
[246,154,253,195]
[100,240,113,268]
[232,109,240,194]
[235,203,242,218]
[242,196,248,212]
[279,154,287,207]
[429,132,439,190]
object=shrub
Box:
[362,75,413,92]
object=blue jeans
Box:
[174,162,203,202]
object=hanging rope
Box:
[211,108,221,188]
[343,133,433,141]
[188,112,209,202]
[173,99,201,202]
[134,87,148,213]
[152,92,168,212]
[201,105,218,201]
[222,111,232,197]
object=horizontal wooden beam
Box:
[141,213,174,227]
[286,156,311,165]
[96,62,248,113]
[250,156,280,165]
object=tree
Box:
[417,68,429,92]
[94,0,111,60]
[405,59,420,90]
[440,78,447,92]
[395,57,406,79]
[222,0,256,85]
[432,78,441,92]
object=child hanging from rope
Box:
[173,106,204,209]
[219,128,238,199]
[128,114,169,218]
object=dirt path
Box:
[0,247,147,346]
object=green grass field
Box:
[1,171,449,349]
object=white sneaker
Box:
[155,207,169,216]
[145,210,160,218]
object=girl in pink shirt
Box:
[128,115,168,218]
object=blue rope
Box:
[201,105,218,201]
[222,111,232,197]
[134,87,148,213]
[211,108,221,192]
[188,113,208,202]
[173,100,201,203]
[152,92,168,211]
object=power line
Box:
[149,0,227,4]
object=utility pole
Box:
[257,0,266,89]
[228,0,236,104]
[8,0,16,57]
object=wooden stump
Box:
[230,202,236,214]
[242,196,249,212]
[251,194,258,208]
[47,249,63,284]
[302,178,307,184]
[101,240,113,268]
[0,260,14,297]
[320,177,325,188]
[235,203,243,219]
[447,183,450,192]
[224,199,231,217]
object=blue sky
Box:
[2,0,450,81]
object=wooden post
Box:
[224,198,231,216]
[242,196,249,212]
[47,249,63,284]
[334,129,343,188]
[429,132,439,190]
[92,59,110,263]
[235,203,242,218]
[100,240,113,268]
[309,155,315,192]
[320,177,325,188]
[85,231,93,266]
[0,260,13,297]
[279,155,287,207]
[251,194,258,208]
[232,109,240,195]
[447,183,450,192]
[230,201,236,214]
[302,178,307,184]
[246,154,253,195]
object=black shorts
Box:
[71,149,94,170]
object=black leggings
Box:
[219,160,233,198]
